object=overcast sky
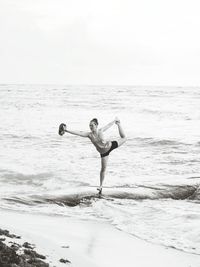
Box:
[0,0,200,85]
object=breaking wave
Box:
[3,183,200,207]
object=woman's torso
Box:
[89,131,111,154]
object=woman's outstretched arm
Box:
[65,129,90,137]
[99,118,117,132]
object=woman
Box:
[58,117,126,194]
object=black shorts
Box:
[100,141,118,158]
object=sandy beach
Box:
[0,209,199,267]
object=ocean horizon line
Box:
[0,83,200,88]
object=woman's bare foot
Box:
[97,187,102,195]
[58,123,67,136]
[115,117,120,125]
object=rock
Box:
[23,242,35,249]
[0,240,20,266]
[0,229,21,239]
[24,249,46,260]
[10,243,20,251]
[59,258,71,264]
[27,258,49,267]
[0,229,50,267]
[0,229,9,236]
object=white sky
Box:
[0,0,200,85]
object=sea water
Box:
[0,84,200,255]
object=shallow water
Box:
[0,84,200,254]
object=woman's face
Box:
[89,121,97,131]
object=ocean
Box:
[0,84,200,255]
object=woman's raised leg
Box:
[116,121,127,147]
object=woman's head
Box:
[90,118,98,125]
[89,118,98,131]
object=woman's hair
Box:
[90,118,98,125]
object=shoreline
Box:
[0,209,199,267]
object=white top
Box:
[89,131,111,154]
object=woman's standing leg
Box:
[98,156,109,193]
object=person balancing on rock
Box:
[58,117,126,194]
